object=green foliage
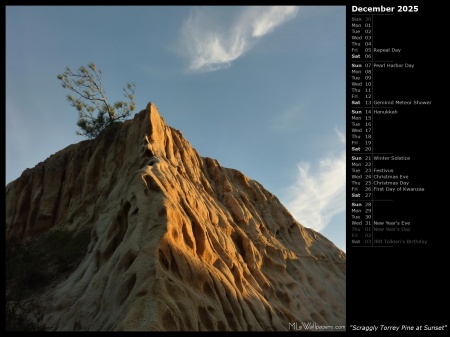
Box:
[5,228,91,331]
[57,62,136,139]
[44,228,91,273]
[5,291,46,331]
[5,241,51,295]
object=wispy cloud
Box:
[285,128,345,232]
[269,102,308,134]
[180,6,299,72]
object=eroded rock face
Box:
[5,103,345,331]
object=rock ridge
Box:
[5,102,345,331]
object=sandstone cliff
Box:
[5,103,345,331]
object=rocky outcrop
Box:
[5,103,345,331]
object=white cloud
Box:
[180,6,299,72]
[286,129,345,232]
[334,125,346,144]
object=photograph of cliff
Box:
[6,6,346,331]
[6,103,345,330]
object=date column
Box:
[349,14,373,246]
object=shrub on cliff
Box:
[57,63,136,139]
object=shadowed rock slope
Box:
[5,103,346,331]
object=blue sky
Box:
[6,6,346,251]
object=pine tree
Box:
[57,63,136,139]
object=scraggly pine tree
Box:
[57,63,136,139]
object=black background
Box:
[1,1,447,334]
[346,2,448,333]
